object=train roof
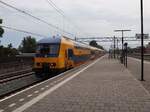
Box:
[38,35,105,51]
[37,35,61,44]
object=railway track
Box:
[0,68,32,81]
[0,71,34,84]
[0,71,38,98]
[0,65,32,74]
[0,68,36,97]
[0,68,62,98]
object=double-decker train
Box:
[33,35,104,78]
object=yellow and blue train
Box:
[33,35,104,77]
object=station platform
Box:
[3,55,150,112]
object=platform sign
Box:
[136,34,149,39]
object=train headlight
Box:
[49,63,56,67]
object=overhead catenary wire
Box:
[0,0,74,36]
[46,0,64,16]
[1,25,48,38]
[46,0,66,36]
[46,0,89,38]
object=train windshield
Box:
[36,44,60,57]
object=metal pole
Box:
[117,39,119,59]
[126,47,128,68]
[125,44,128,68]
[122,31,125,65]
[123,43,128,68]
[114,36,116,59]
[122,31,124,52]
[141,0,144,81]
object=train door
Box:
[66,49,74,69]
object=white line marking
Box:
[0,60,89,102]
[40,88,45,90]
[19,98,24,102]
[9,103,16,107]
[27,94,32,98]
[0,109,4,112]
[12,56,105,112]
[34,91,39,94]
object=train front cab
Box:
[33,45,61,77]
[33,37,75,77]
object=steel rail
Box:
[0,72,34,84]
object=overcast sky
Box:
[0,0,150,49]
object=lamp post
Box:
[114,30,131,64]
[140,0,144,81]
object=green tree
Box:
[89,40,104,50]
[0,44,19,57]
[8,43,12,49]
[19,36,37,53]
[7,43,18,56]
[0,45,4,57]
[0,19,4,37]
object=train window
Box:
[49,45,59,55]
[40,45,50,54]
[36,44,60,57]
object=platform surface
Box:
[13,56,150,112]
